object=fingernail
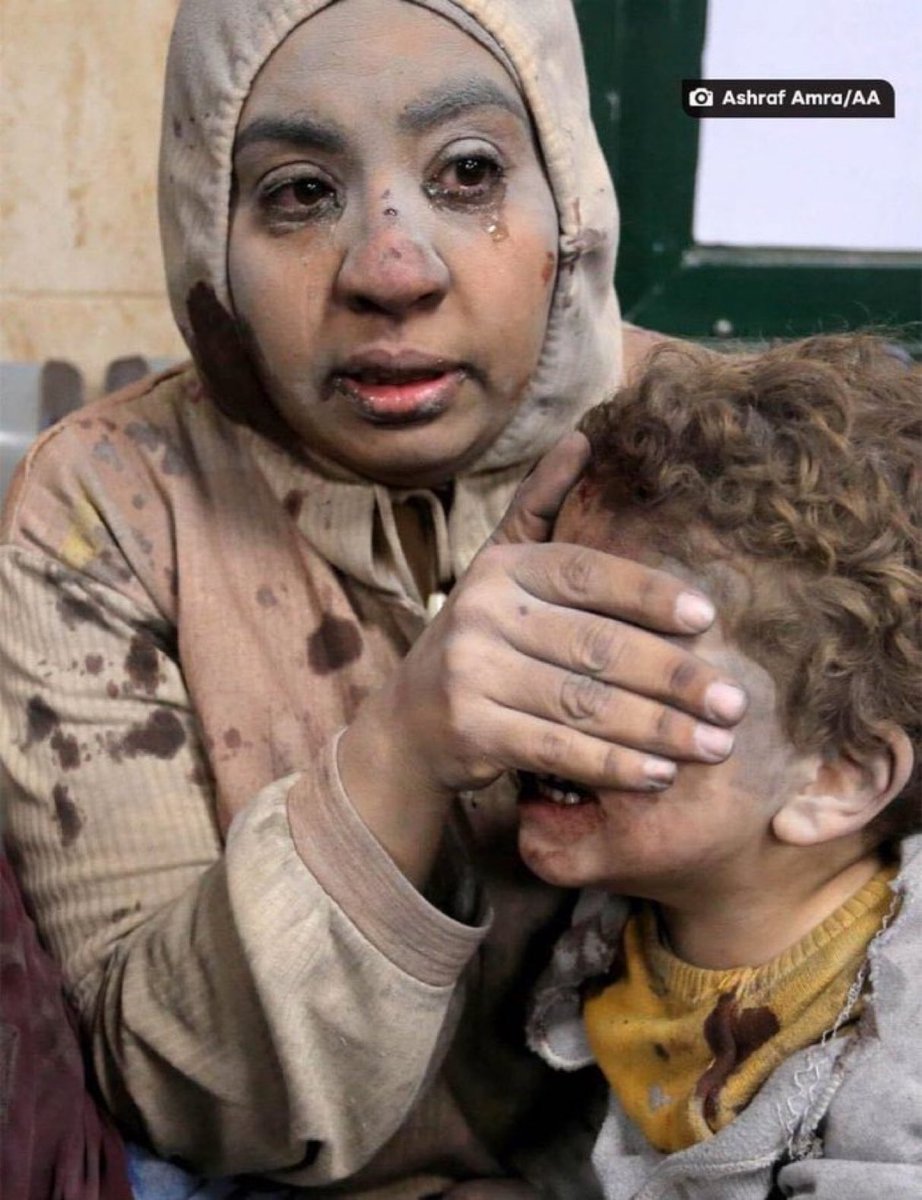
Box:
[694,724,735,761]
[675,591,715,632]
[644,757,677,787]
[704,681,748,723]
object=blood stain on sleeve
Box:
[124,634,161,695]
[52,784,85,847]
[223,728,242,750]
[255,585,278,608]
[307,614,363,674]
[56,593,98,631]
[50,730,81,771]
[25,695,59,745]
[84,654,104,675]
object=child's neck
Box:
[654,845,885,969]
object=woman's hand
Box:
[338,434,747,884]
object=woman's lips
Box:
[333,367,467,424]
[329,350,469,425]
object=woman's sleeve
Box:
[0,540,487,1182]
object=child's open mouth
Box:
[517,771,599,807]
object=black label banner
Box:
[682,79,895,118]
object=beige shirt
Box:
[0,366,598,1195]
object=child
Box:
[524,335,922,1197]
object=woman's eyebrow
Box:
[234,115,347,157]
[398,77,529,133]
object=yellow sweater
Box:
[583,868,897,1151]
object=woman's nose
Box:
[334,209,450,317]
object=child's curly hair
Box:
[580,334,922,840]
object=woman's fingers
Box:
[489,432,591,546]
[492,656,735,770]
[500,594,746,728]
[481,541,717,636]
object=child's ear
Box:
[772,727,914,847]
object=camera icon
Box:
[688,87,714,107]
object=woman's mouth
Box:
[330,352,468,425]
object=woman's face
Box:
[228,0,559,487]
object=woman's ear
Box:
[772,727,915,847]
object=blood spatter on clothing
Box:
[25,696,59,745]
[185,282,293,447]
[97,549,133,586]
[653,1042,670,1061]
[52,784,84,847]
[124,634,160,695]
[123,421,188,477]
[132,529,155,557]
[255,585,278,608]
[106,681,119,699]
[50,730,81,771]
[696,992,780,1125]
[92,438,124,472]
[119,709,186,760]
[283,489,306,521]
[223,728,242,750]
[56,593,98,631]
[188,762,214,789]
[84,654,104,675]
[307,614,363,674]
[131,494,147,510]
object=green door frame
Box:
[575,0,922,341]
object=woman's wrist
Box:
[337,697,455,889]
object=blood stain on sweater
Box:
[52,784,84,846]
[26,695,59,744]
[124,634,160,695]
[56,593,97,630]
[307,614,363,674]
[119,709,186,760]
[50,730,81,771]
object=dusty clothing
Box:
[0,367,599,1194]
[528,835,922,1198]
[0,3,622,1191]
[582,868,897,1152]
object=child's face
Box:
[227,0,558,487]
[517,490,816,899]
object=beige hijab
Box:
[158,0,621,589]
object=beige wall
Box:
[0,0,186,398]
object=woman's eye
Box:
[431,155,504,202]
[260,175,338,218]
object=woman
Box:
[0,0,747,1194]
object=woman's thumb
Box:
[489,431,591,546]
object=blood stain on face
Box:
[226,0,558,488]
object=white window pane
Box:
[694,0,922,251]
